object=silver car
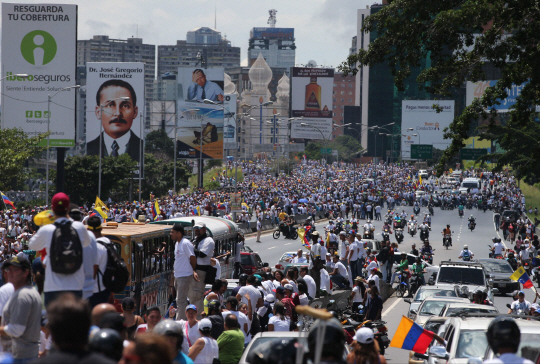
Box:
[404,286,459,318]
[411,296,469,325]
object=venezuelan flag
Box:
[510,266,534,289]
[152,200,161,220]
[389,316,434,354]
[93,207,108,220]
[1,192,15,209]
[297,227,310,249]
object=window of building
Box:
[349,84,353,88]
[341,99,344,102]
[349,92,353,95]
[341,83,345,87]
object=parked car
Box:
[411,296,469,325]
[404,286,459,319]
[240,251,268,275]
[478,258,519,295]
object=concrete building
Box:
[157,27,240,76]
[332,73,356,139]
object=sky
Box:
[0,0,373,69]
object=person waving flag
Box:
[1,192,15,209]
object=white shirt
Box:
[238,285,261,315]
[484,353,534,364]
[28,217,92,292]
[302,274,317,298]
[82,234,99,299]
[349,241,359,261]
[222,310,249,340]
[352,286,363,303]
[339,240,349,257]
[174,238,195,278]
[268,315,290,331]
[0,283,14,316]
[459,249,474,259]
[367,273,380,291]
[291,256,307,264]
[335,261,349,280]
[194,236,215,266]
[320,269,331,291]
[493,242,504,255]
[178,320,200,355]
[193,337,219,364]
[510,299,531,314]
[93,237,111,293]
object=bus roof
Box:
[150,216,239,237]
[101,222,171,237]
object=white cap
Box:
[199,318,212,331]
[194,222,207,228]
[354,327,374,344]
[265,295,275,303]
[464,245,468,249]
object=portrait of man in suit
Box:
[86,79,141,162]
[187,69,224,103]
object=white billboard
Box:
[290,67,333,139]
[177,67,224,160]
[223,94,237,150]
[85,62,145,169]
[1,3,77,146]
[401,100,455,159]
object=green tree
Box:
[340,0,540,178]
[145,129,174,160]
[140,153,191,198]
[331,135,364,163]
[63,154,137,204]
[0,128,48,190]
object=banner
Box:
[401,100,455,159]
[290,67,334,139]
[466,80,526,112]
[176,67,224,159]
[85,62,145,173]
[1,3,77,146]
[223,94,237,150]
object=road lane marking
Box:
[382,296,402,317]
[267,246,277,249]
[285,243,293,245]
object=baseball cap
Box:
[311,231,320,237]
[199,318,212,331]
[284,284,294,291]
[339,231,346,236]
[273,286,285,295]
[193,222,206,229]
[253,274,263,283]
[265,295,275,303]
[2,255,31,270]
[519,291,525,296]
[186,304,197,311]
[51,192,70,213]
[354,327,374,344]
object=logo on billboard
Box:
[20,30,57,65]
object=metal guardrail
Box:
[4,191,45,205]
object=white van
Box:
[459,178,481,194]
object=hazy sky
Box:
[1,0,372,69]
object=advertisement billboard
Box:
[223,94,237,150]
[85,62,145,172]
[466,80,526,112]
[1,3,77,146]
[176,67,224,159]
[290,67,334,139]
[401,100,455,159]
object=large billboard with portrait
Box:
[1,3,77,146]
[176,67,224,159]
[223,94,237,151]
[85,62,145,171]
[401,100,455,159]
[290,67,334,139]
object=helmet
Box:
[245,338,298,364]
[153,319,184,350]
[328,311,339,320]
[207,299,221,314]
[486,316,520,353]
[308,318,345,362]
[367,219,371,223]
[239,273,248,286]
[473,289,483,296]
[88,329,123,362]
[463,245,468,249]
[493,237,498,242]
[427,214,430,217]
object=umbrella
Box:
[299,198,309,203]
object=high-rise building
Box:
[157,27,241,77]
[77,35,156,133]
[332,73,356,139]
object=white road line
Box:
[382,297,402,317]
[267,246,277,249]
[285,243,293,246]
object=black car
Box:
[502,209,521,222]
[478,258,520,295]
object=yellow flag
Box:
[154,200,161,216]
[449,168,453,173]
[419,175,423,185]
[95,196,109,212]
[34,210,55,226]
[94,207,108,219]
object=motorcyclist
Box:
[471,289,488,305]
[468,215,476,226]
[410,243,419,257]
[420,240,433,256]
[390,252,409,289]
[458,202,465,216]
[363,219,374,238]
[492,237,505,258]
[442,225,452,246]
[458,244,474,261]
[507,251,518,270]
[424,213,431,228]
[411,256,426,286]
[382,220,392,234]
[326,220,336,232]
[419,221,429,241]
[408,215,417,233]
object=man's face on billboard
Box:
[95,85,137,139]
[194,70,207,87]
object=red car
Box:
[240,251,269,275]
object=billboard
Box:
[85,62,145,172]
[1,3,77,146]
[466,80,526,112]
[401,100,455,159]
[176,67,224,159]
[149,101,176,137]
[290,67,334,139]
[223,94,237,150]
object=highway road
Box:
[243,198,532,363]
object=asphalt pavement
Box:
[244,198,533,363]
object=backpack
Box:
[97,240,129,293]
[462,250,471,261]
[50,221,83,274]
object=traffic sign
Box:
[320,148,332,154]
[460,148,488,160]
[411,144,433,159]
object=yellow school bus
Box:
[102,216,240,315]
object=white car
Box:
[418,170,429,179]
[438,302,499,317]
[404,286,459,319]
[411,296,469,325]
[274,250,309,271]
[483,319,540,362]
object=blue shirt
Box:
[187,80,224,102]
[175,351,194,364]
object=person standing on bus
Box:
[172,224,199,320]
[189,222,215,318]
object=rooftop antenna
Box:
[214,1,217,29]
[268,9,277,28]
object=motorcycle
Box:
[409,272,422,297]
[458,209,464,218]
[358,320,390,355]
[419,227,429,242]
[409,224,417,237]
[443,234,451,249]
[363,227,374,240]
[523,259,532,276]
[422,251,433,265]
[395,269,409,298]
[395,228,404,244]
[273,223,299,240]
[468,220,476,231]
[488,244,503,259]
[483,203,487,213]
[428,205,434,216]
[381,229,391,243]
[413,205,420,215]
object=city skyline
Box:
[0,0,370,70]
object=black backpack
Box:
[50,221,83,274]
[97,240,129,293]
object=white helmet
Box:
[464,245,468,249]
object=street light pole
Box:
[301,123,328,191]
[98,96,130,198]
[46,84,80,203]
